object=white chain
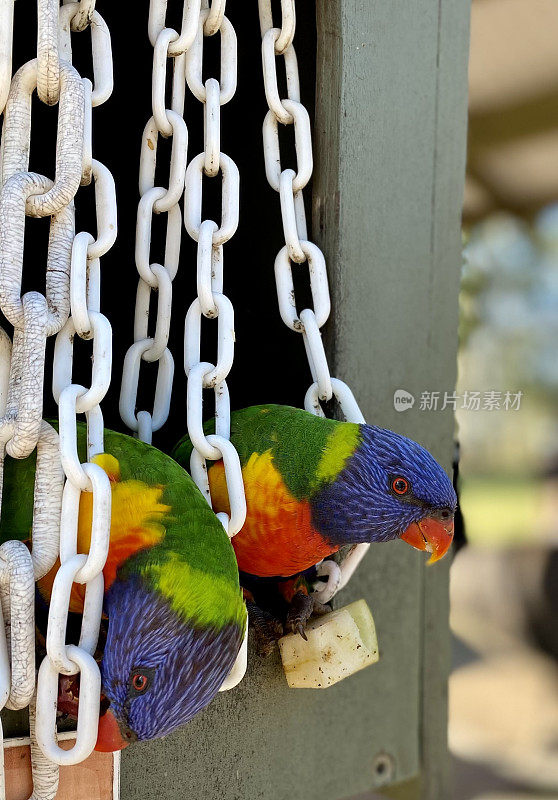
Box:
[181,4,246,542]
[183,0,247,692]
[119,0,191,444]
[0,0,115,789]
[120,0,248,690]
[119,0,247,540]
[36,0,115,769]
[258,0,369,603]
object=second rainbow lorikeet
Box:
[0,423,246,751]
[173,404,456,645]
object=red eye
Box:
[131,673,149,693]
[392,477,409,495]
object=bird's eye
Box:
[128,666,156,698]
[128,667,154,697]
[132,673,148,692]
[392,477,409,495]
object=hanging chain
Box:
[258,0,369,603]
[181,4,246,540]
[37,0,116,769]
[119,0,192,444]
[182,0,248,691]
[120,0,247,540]
[0,0,116,786]
[120,0,247,689]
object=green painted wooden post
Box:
[120,2,470,799]
[0,0,469,795]
[313,1,470,797]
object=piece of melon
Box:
[278,599,379,689]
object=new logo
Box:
[393,389,415,412]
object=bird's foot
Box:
[246,601,284,657]
[285,591,331,640]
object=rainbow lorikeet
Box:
[173,404,456,643]
[0,424,246,751]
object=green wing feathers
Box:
[173,404,362,500]
[0,425,245,633]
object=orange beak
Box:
[95,708,131,752]
[400,513,454,564]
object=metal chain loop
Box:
[120,340,174,436]
[184,152,239,245]
[53,313,112,413]
[63,0,97,33]
[0,1,14,115]
[258,4,368,603]
[203,78,221,177]
[140,115,188,212]
[152,28,182,136]
[258,0,296,55]
[185,10,237,104]
[184,294,235,387]
[58,5,113,107]
[274,241,331,332]
[133,265,173,363]
[135,188,182,287]
[1,59,85,216]
[261,28,300,125]
[148,0,201,56]
[46,551,105,673]
[36,646,101,766]
[36,0,60,105]
[278,168,306,262]
[204,0,226,37]
[196,219,221,316]
[263,100,313,193]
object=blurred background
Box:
[451,1,558,797]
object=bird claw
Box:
[246,601,284,657]
[286,591,330,641]
[296,623,308,641]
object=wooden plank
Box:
[3,740,116,800]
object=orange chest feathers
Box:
[208,453,338,578]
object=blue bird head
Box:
[94,575,243,750]
[311,424,457,562]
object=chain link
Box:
[258,4,369,603]
[0,1,14,116]
[58,5,113,107]
[258,0,295,55]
